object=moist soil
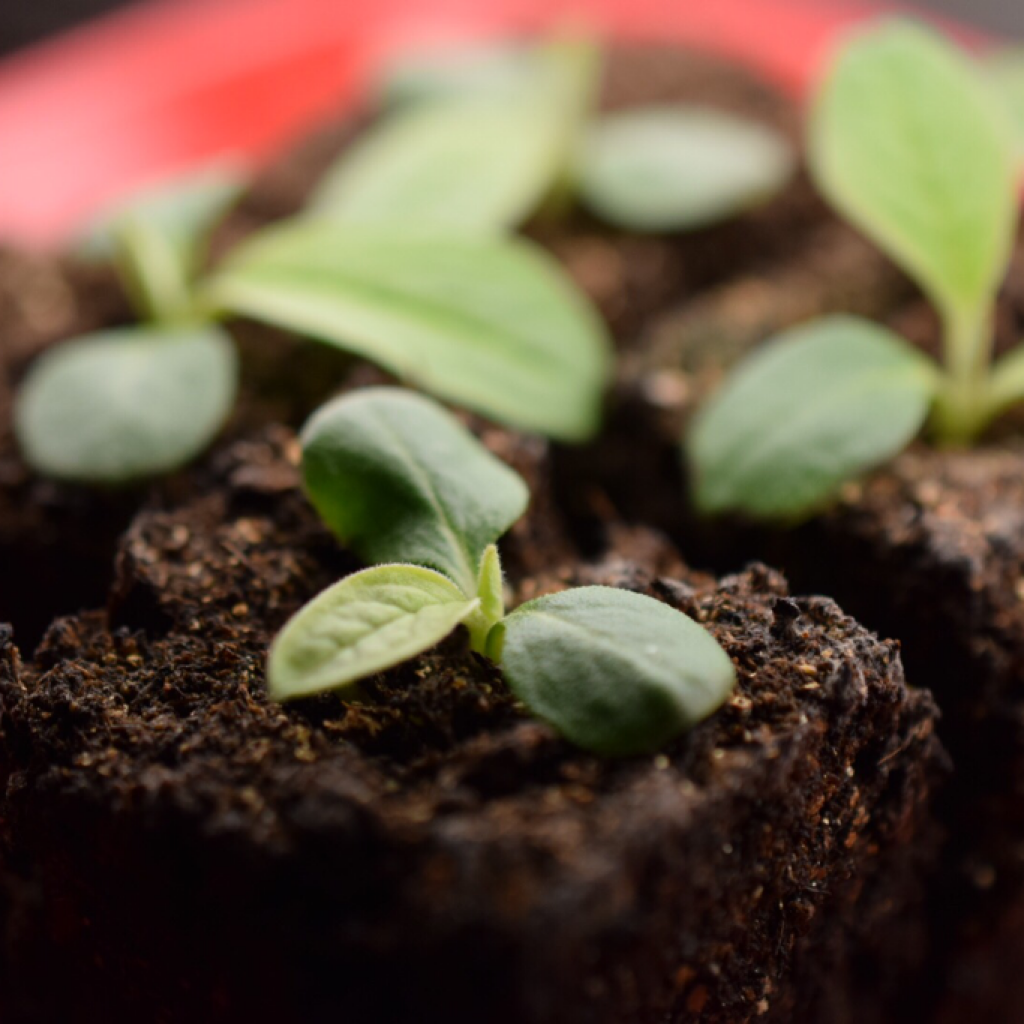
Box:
[564,101,1024,1024]
[0,41,1005,1023]
[0,428,944,1023]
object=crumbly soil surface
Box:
[0,40,999,1024]
[581,118,1024,1024]
[770,446,1024,1024]
[0,428,944,1024]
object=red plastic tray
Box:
[0,0,978,247]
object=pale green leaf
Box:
[985,342,1024,419]
[301,388,527,595]
[535,34,603,179]
[808,21,1017,319]
[490,586,735,755]
[378,40,537,107]
[579,106,795,231]
[475,543,505,627]
[79,163,246,264]
[984,49,1024,163]
[268,564,478,701]
[79,162,245,260]
[307,95,563,233]
[79,164,247,322]
[15,324,238,484]
[206,221,611,441]
[688,316,939,518]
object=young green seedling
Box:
[688,20,1023,520]
[306,36,795,235]
[269,387,735,755]
[16,122,611,483]
[15,167,245,484]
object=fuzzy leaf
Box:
[475,543,505,626]
[490,586,735,755]
[307,95,563,233]
[688,317,938,518]
[302,388,527,595]
[15,324,238,484]
[206,221,611,441]
[578,106,794,231]
[808,21,1017,320]
[268,564,479,701]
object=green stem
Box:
[466,612,494,656]
[113,217,196,326]
[932,304,993,445]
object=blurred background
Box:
[0,0,1022,57]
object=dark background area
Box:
[0,0,145,56]
[0,0,1022,59]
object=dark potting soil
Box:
[0,427,945,1024]
[0,41,976,1023]
[581,159,1024,1024]
[764,446,1024,1024]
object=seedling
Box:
[14,167,245,484]
[16,122,610,483]
[688,21,1023,519]
[306,36,796,235]
[269,387,735,755]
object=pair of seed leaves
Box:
[689,21,1024,519]
[269,388,735,756]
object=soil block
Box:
[0,430,944,1024]
[594,210,1024,1024]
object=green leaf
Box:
[985,343,1024,419]
[489,586,735,755]
[378,41,537,107]
[301,388,528,595]
[578,106,794,231]
[377,36,601,223]
[306,94,563,233]
[206,220,611,441]
[475,543,505,627]
[808,21,1017,320]
[687,316,939,518]
[15,324,238,484]
[79,163,247,323]
[268,564,479,701]
[535,34,603,174]
[984,49,1024,163]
